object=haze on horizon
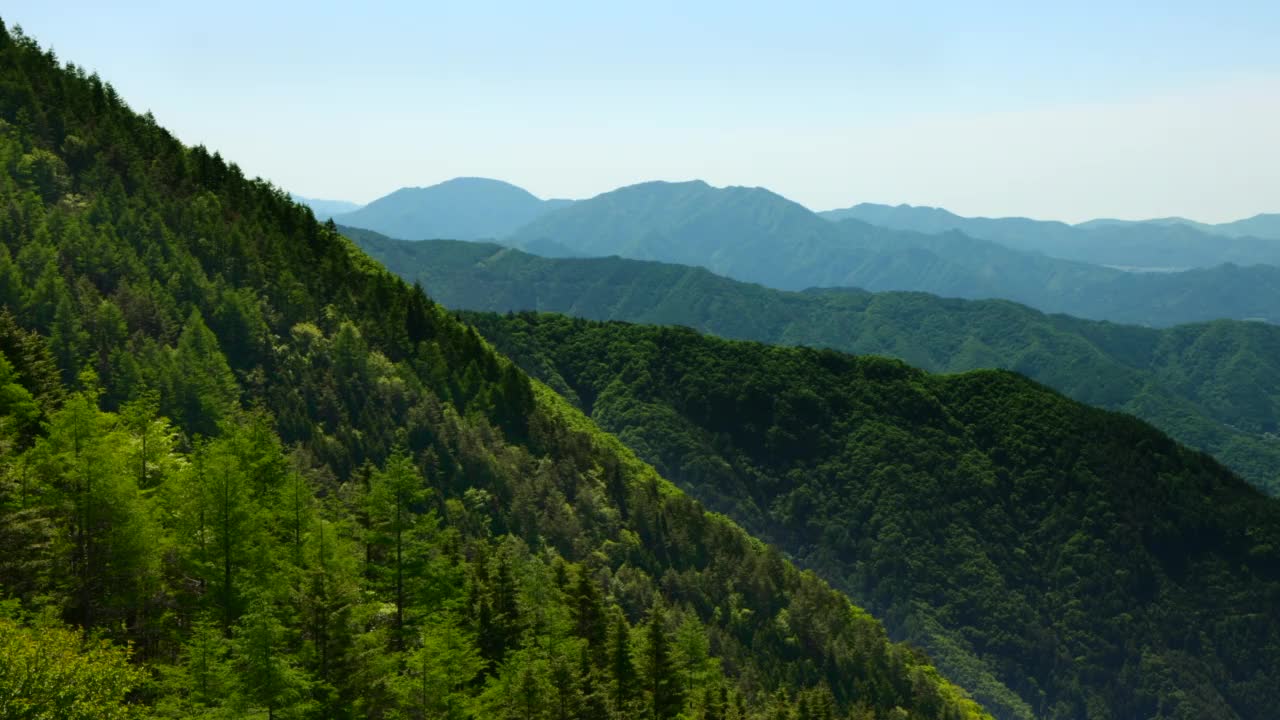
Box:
[7,0,1279,224]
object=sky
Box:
[5,1,1279,222]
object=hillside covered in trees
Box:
[352,234,1280,496]
[0,21,992,720]
[469,312,1280,720]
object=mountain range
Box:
[332,178,1280,327]
[348,230,1280,496]
[1076,213,1280,239]
[504,181,1280,326]
[823,203,1280,269]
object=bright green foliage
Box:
[0,614,145,720]
[471,312,1280,720]
[357,234,1280,495]
[367,450,431,647]
[26,388,161,630]
[0,19,989,720]
[392,610,484,719]
[233,599,314,719]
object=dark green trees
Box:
[470,312,1280,720]
[643,603,684,720]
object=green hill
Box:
[333,177,572,240]
[352,234,1280,496]
[469,312,1280,720]
[501,181,1280,326]
[0,22,990,720]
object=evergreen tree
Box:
[367,450,427,649]
[393,609,484,719]
[234,598,312,719]
[607,609,637,714]
[171,309,239,437]
[643,602,684,720]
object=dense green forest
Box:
[494,179,1280,326]
[819,203,1280,269]
[469,312,1280,720]
[0,21,992,719]
[351,234,1280,496]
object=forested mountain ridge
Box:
[500,180,1280,326]
[0,21,990,720]
[351,233,1280,495]
[332,177,573,241]
[470,312,1280,720]
[820,203,1280,268]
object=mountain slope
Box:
[0,22,990,720]
[334,177,571,240]
[470,312,1280,720]
[353,233,1280,495]
[824,203,1280,268]
[1212,213,1280,239]
[504,181,1280,325]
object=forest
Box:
[469,311,1280,720]
[0,20,990,720]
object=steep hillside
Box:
[471,312,1280,720]
[0,23,989,720]
[354,233,1280,495]
[824,203,1280,268]
[333,177,571,240]
[502,182,1280,325]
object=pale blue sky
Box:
[6,1,1279,221]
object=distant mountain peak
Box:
[331,177,572,241]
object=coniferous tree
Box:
[367,450,427,649]
[643,602,684,720]
[234,598,312,719]
[607,609,637,715]
[171,309,239,437]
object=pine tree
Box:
[182,618,230,708]
[171,309,239,437]
[675,610,712,698]
[644,602,684,720]
[367,450,427,649]
[394,609,484,719]
[572,566,608,667]
[607,609,637,714]
[234,598,312,719]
